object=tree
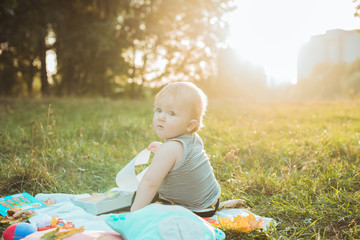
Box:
[295,62,354,99]
[0,0,52,97]
[118,0,235,97]
[0,0,235,97]
[52,0,131,96]
[342,59,360,96]
[0,0,25,96]
[354,0,360,17]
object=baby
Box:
[130,82,221,217]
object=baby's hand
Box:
[147,141,162,153]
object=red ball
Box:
[2,222,37,240]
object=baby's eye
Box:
[169,111,175,116]
[155,108,162,113]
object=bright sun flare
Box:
[227,0,360,86]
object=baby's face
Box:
[152,96,194,140]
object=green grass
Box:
[1,98,359,239]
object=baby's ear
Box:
[186,119,199,133]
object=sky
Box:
[226,0,360,85]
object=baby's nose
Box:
[158,113,166,121]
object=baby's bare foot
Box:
[219,199,245,209]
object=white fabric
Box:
[115,149,151,192]
[29,193,117,232]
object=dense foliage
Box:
[0,0,234,97]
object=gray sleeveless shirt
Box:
[158,133,221,210]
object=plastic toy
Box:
[2,222,37,240]
[37,216,74,231]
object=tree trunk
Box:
[39,36,49,96]
[66,60,75,96]
[25,71,34,98]
[130,46,137,98]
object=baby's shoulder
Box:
[159,140,183,161]
[161,139,183,151]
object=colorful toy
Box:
[37,216,74,231]
[0,192,46,217]
[2,222,37,240]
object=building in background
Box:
[297,29,360,80]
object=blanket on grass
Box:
[25,193,275,239]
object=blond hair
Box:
[155,82,207,132]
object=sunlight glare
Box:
[227,0,360,86]
[46,50,57,75]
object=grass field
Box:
[1,98,359,239]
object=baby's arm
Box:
[130,141,183,212]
